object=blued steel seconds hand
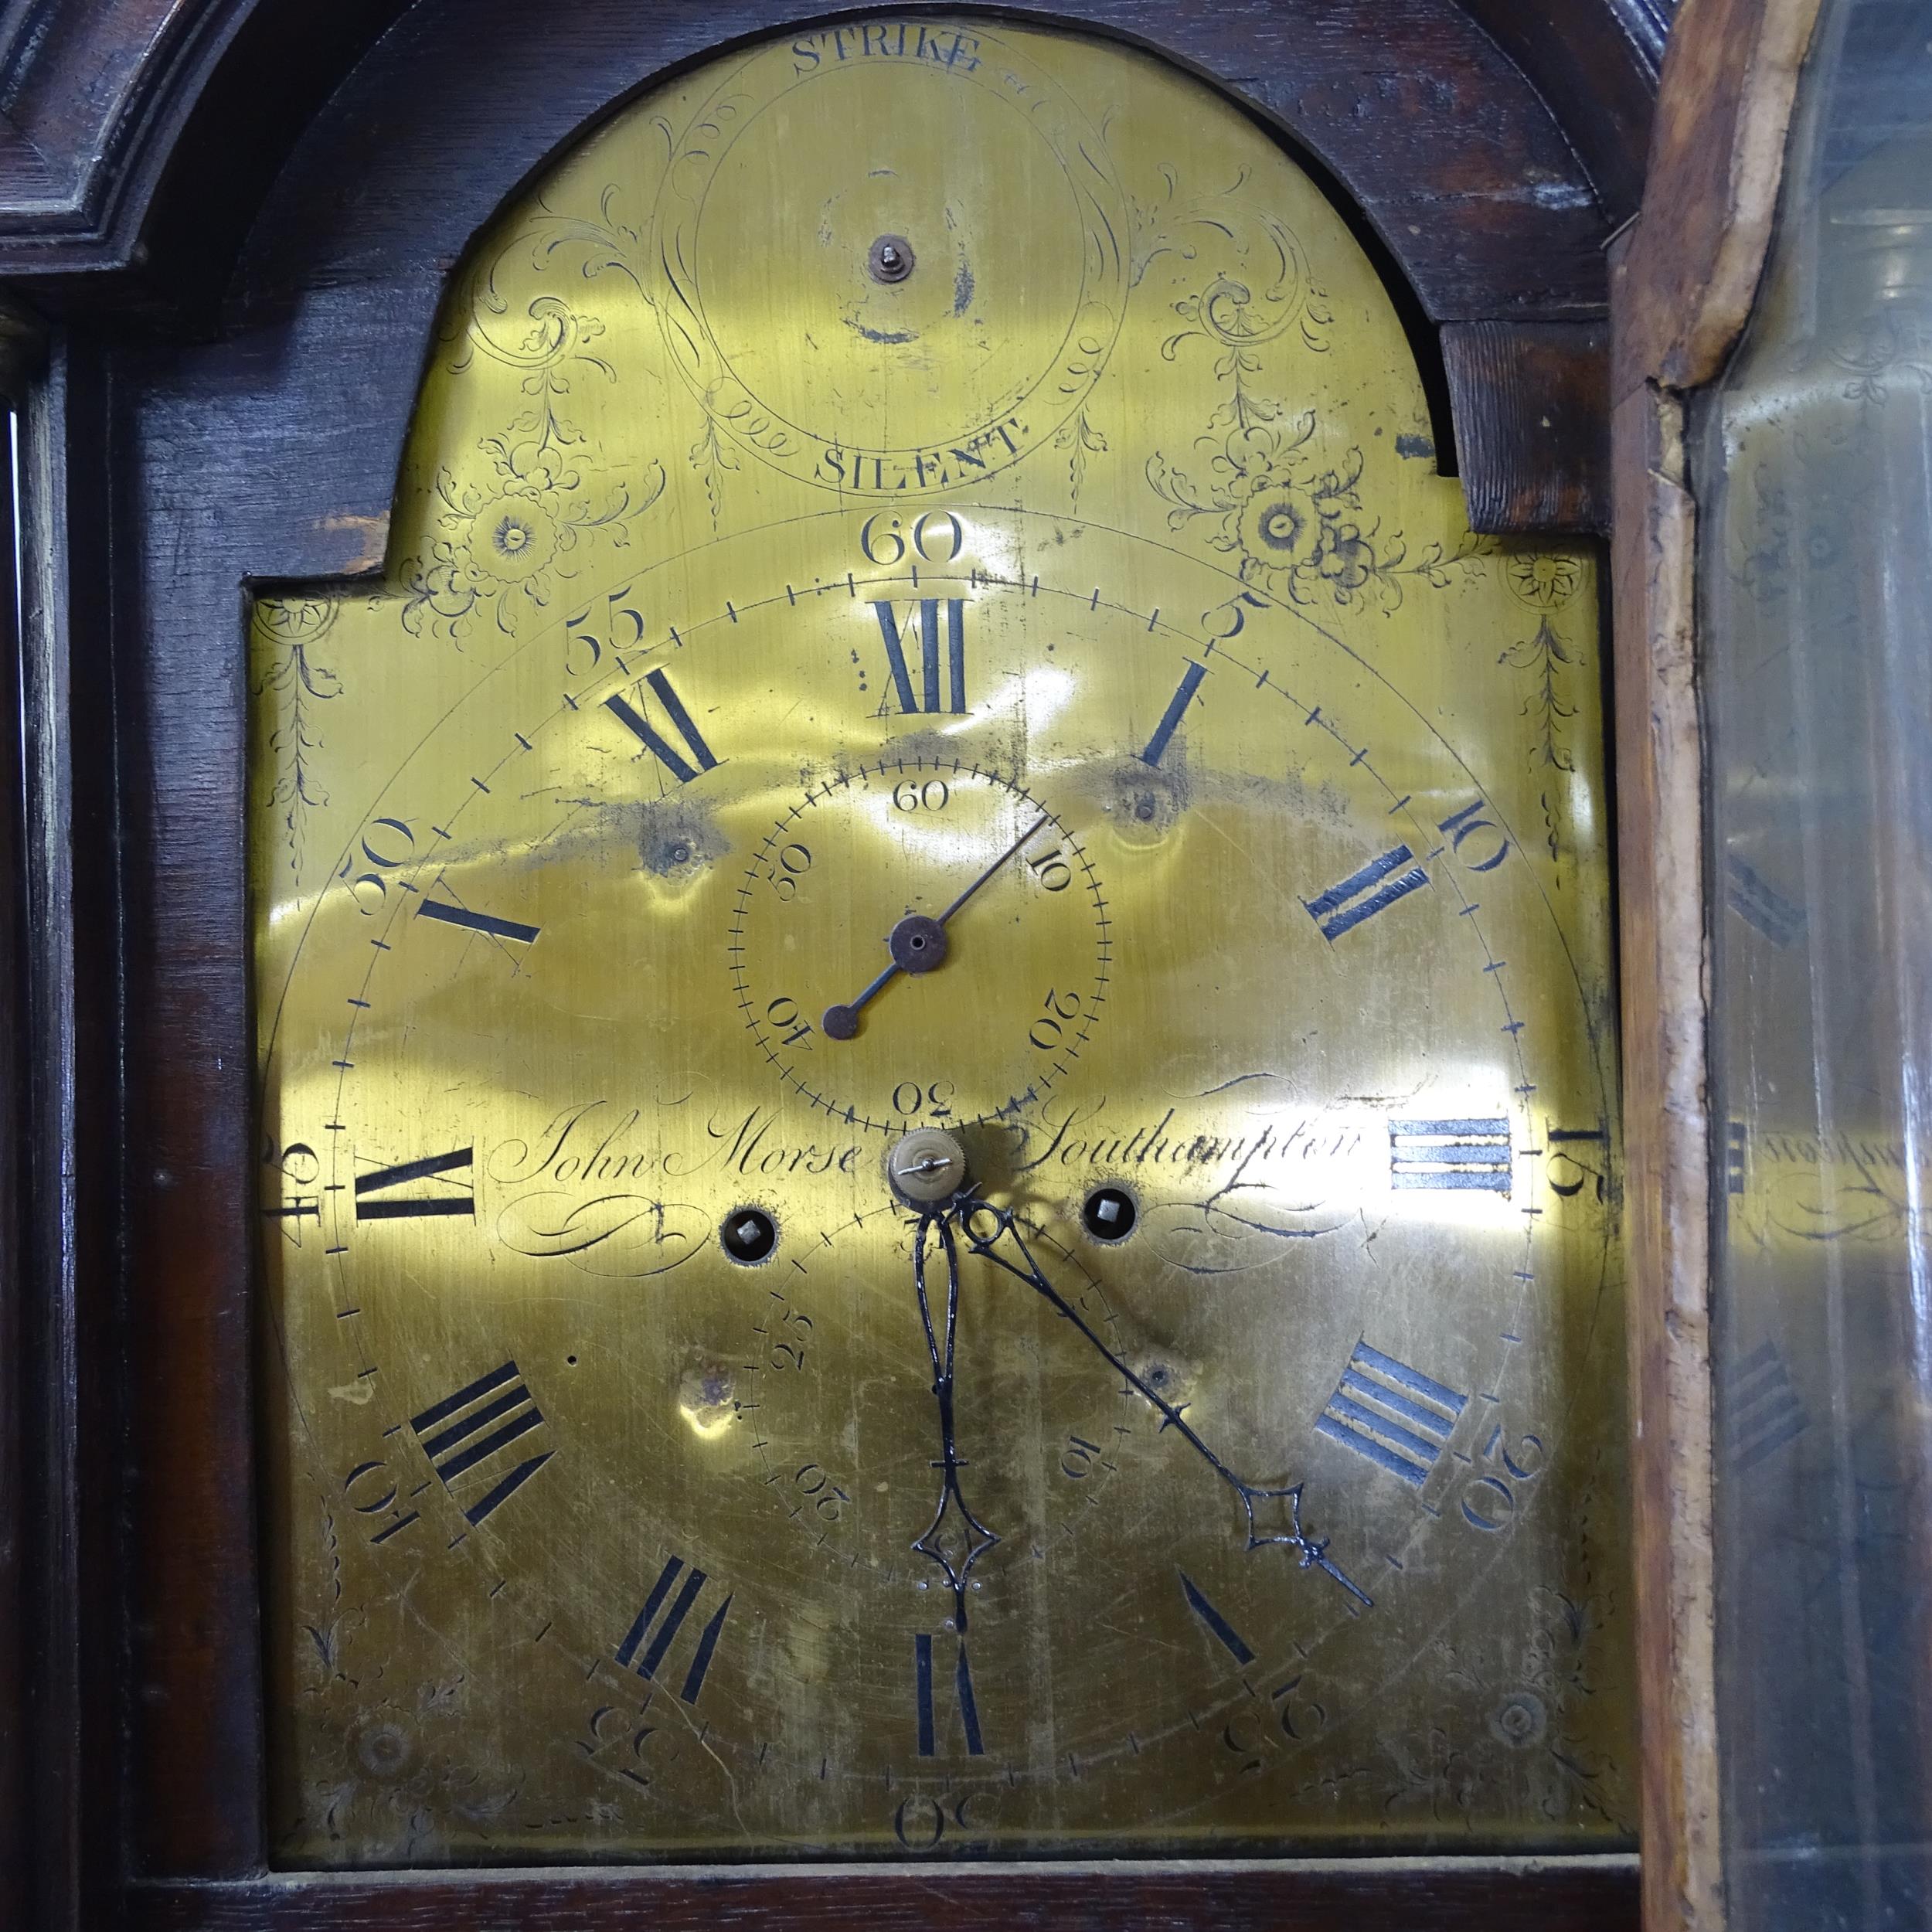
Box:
[822,813,1049,1040]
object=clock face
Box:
[252,18,1632,1864]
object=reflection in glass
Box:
[1699,1,1932,1923]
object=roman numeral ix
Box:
[355,1146,474,1220]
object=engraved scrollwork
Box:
[1498,611,1577,861]
[400,401,665,643]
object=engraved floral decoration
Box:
[1148,413,1482,611]
[256,597,342,874]
[400,251,664,642]
[1498,549,1583,860]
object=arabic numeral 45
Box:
[1459,1413,1546,1531]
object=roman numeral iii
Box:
[872,598,967,714]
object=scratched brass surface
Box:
[253,19,1631,1864]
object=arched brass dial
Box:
[253,16,1631,1865]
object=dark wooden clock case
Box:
[0,2,1665,1925]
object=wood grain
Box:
[1610,3,1832,1927]
[1615,0,1825,400]
[1609,372,1719,1932]
[126,1859,1640,1930]
[1441,321,1610,533]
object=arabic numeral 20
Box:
[1460,1413,1546,1531]
[1029,988,1082,1050]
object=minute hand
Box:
[957,1199,1372,1609]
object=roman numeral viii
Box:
[872,599,967,714]
[615,1554,733,1706]
[410,1360,553,1526]
[605,668,720,784]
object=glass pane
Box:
[1699,2,1932,1923]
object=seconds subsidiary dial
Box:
[253,18,1632,1866]
[734,755,1109,1131]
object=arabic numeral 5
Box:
[1460,1414,1546,1531]
[1029,987,1082,1050]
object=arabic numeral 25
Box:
[1460,1413,1546,1531]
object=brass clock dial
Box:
[253,17,1632,1864]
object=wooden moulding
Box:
[1608,1,1825,1928]
[1442,321,1611,535]
[125,1859,1641,1930]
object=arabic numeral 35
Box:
[1460,1414,1546,1531]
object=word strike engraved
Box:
[410,1360,552,1525]
[1304,844,1430,940]
[605,668,721,784]
[1724,1340,1809,1471]
[871,598,968,715]
[354,1146,475,1220]
[616,1554,733,1705]
[914,1631,985,1757]
[1389,1117,1513,1196]
[1316,1341,1469,1488]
